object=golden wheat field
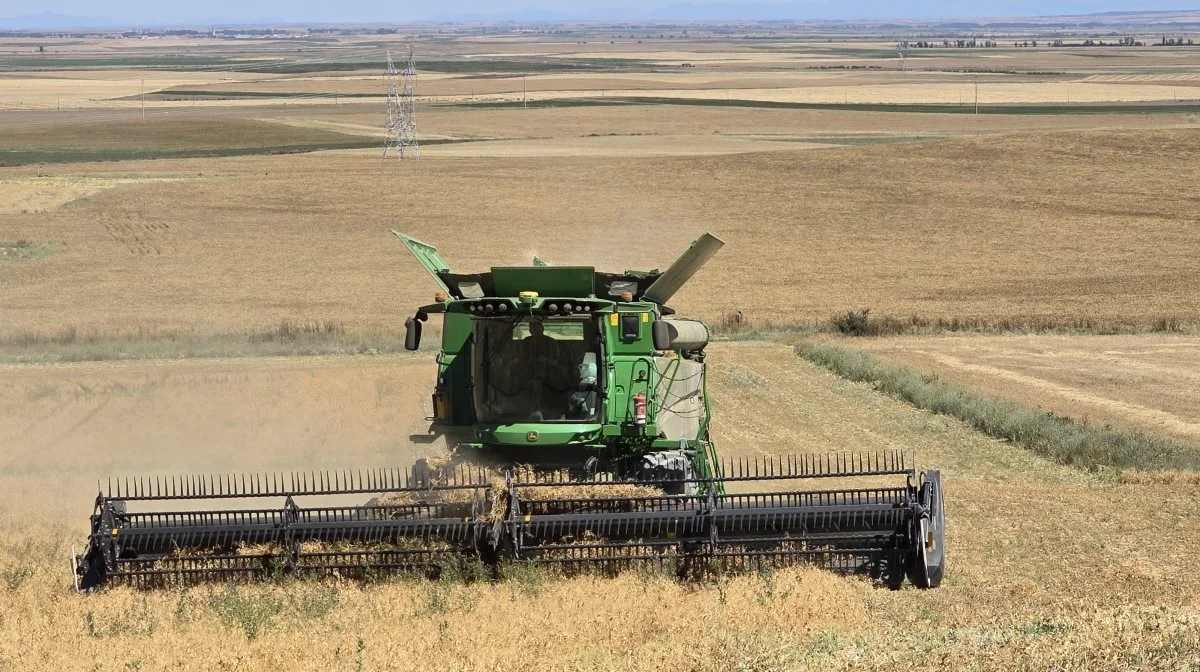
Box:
[3,344,1199,671]
[2,29,1200,671]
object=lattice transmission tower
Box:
[383,48,419,160]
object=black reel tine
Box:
[80,452,926,590]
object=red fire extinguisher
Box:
[633,393,647,426]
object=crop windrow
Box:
[797,341,1200,475]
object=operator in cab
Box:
[522,321,560,420]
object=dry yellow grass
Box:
[2,343,1199,670]
[0,70,279,110]
[0,175,196,214]
[416,133,837,157]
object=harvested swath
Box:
[374,487,481,506]
[158,540,452,561]
[506,466,673,572]
[372,455,490,515]
[235,542,285,556]
[509,465,665,504]
[375,463,667,520]
[296,539,454,553]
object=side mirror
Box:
[404,317,422,351]
[652,320,672,350]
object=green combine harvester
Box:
[76,232,945,590]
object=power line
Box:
[382,48,418,160]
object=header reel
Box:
[76,451,944,591]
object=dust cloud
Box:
[0,355,444,527]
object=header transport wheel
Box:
[907,470,945,589]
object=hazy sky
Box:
[6,1,1189,25]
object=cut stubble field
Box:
[2,125,1199,343]
[3,34,1200,671]
[2,343,1198,670]
[853,333,1200,442]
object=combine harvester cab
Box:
[76,233,945,590]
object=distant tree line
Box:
[119,29,209,37]
[1156,35,1195,46]
[1012,35,1195,48]
[1042,37,1144,47]
[899,39,999,49]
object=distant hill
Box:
[643,3,1198,22]
[3,5,1200,30]
[435,5,1200,24]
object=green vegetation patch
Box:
[713,309,1194,342]
[0,116,482,166]
[0,144,376,167]
[825,309,1193,336]
[0,56,238,70]
[797,341,1200,474]
[0,117,363,153]
[0,241,59,261]
[0,138,474,167]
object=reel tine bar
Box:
[105,466,495,501]
[78,452,935,590]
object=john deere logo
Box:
[526,431,539,442]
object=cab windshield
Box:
[473,316,600,423]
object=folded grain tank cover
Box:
[654,318,710,352]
